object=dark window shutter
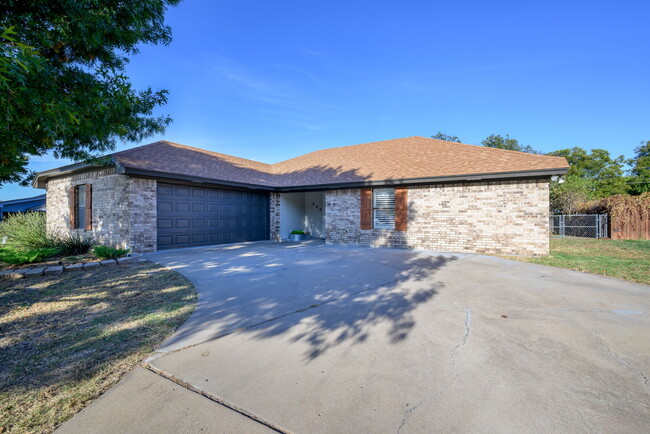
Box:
[85,183,92,230]
[395,187,408,231]
[69,186,76,229]
[360,188,372,229]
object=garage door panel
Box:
[175,202,191,212]
[158,185,174,196]
[175,187,191,197]
[157,235,173,246]
[158,219,173,229]
[158,202,173,212]
[175,235,191,244]
[157,182,269,250]
[175,219,190,228]
[192,234,207,243]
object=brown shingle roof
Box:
[111,136,569,188]
[112,141,275,186]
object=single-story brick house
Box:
[33,136,569,256]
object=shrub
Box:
[290,230,305,235]
[0,212,57,250]
[93,245,130,260]
[0,247,62,265]
[58,232,95,256]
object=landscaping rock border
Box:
[0,254,148,280]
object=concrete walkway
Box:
[59,241,650,433]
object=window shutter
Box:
[360,188,372,229]
[69,186,76,229]
[85,183,92,230]
[395,187,408,231]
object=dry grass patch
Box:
[0,262,197,433]
[516,238,650,285]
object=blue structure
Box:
[0,194,46,221]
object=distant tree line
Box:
[431,132,650,213]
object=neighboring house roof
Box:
[34,136,569,190]
[0,194,47,215]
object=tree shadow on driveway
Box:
[149,243,456,360]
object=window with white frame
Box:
[373,188,395,229]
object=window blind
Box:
[373,188,395,229]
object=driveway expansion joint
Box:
[140,362,289,434]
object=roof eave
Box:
[32,162,104,189]
[119,166,277,191]
[277,167,569,191]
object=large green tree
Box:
[0,0,180,185]
[628,140,650,194]
[548,147,629,212]
[481,133,539,154]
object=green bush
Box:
[290,230,305,234]
[58,232,95,256]
[93,245,130,260]
[0,212,57,250]
[0,247,62,265]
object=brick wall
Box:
[269,192,281,241]
[46,169,157,252]
[325,179,550,256]
[127,177,157,252]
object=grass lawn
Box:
[0,262,197,433]
[518,238,650,285]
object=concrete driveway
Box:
[59,241,650,433]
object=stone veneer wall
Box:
[269,192,281,241]
[46,168,157,252]
[325,179,550,256]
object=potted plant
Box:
[289,230,310,241]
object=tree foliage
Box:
[0,0,181,186]
[431,131,461,142]
[628,140,650,194]
[481,133,539,154]
[549,148,628,197]
[548,147,630,212]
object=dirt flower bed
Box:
[0,262,197,433]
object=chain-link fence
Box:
[550,214,609,238]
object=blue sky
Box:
[2,0,649,200]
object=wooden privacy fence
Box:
[609,213,650,240]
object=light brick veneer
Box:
[325,179,550,256]
[269,192,281,241]
[46,169,157,252]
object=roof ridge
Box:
[409,136,566,160]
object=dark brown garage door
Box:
[157,182,270,250]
